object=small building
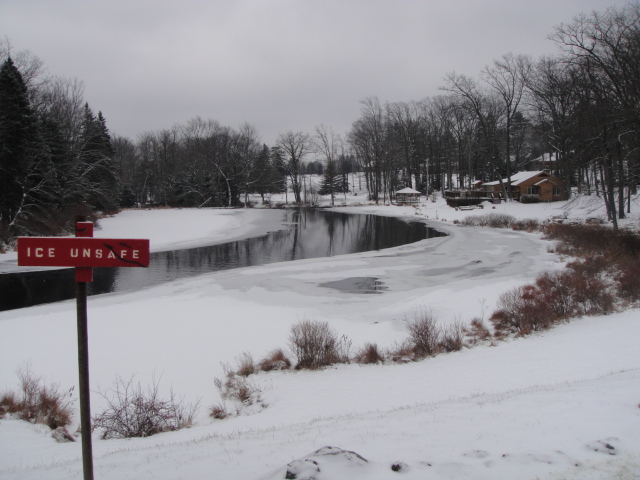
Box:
[529,152,558,171]
[482,171,568,202]
[395,187,422,205]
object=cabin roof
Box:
[483,171,551,187]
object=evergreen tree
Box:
[77,104,120,212]
[319,158,341,204]
[0,57,37,230]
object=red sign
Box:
[17,237,150,268]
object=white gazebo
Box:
[395,187,422,205]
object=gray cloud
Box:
[1,0,629,144]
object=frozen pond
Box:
[0,209,444,311]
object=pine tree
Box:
[77,104,120,212]
[0,57,37,230]
[319,158,341,205]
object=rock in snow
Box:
[284,446,369,479]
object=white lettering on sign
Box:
[133,250,139,259]
[120,250,127,258]
[83,248,91,258]
[108,251,116,259]
[25,247,57,258]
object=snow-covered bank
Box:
[1,201,639,479]
[0,208,287,274]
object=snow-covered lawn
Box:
[1,195,639,479]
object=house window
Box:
[527,187,536,194]
[553,186,561,196]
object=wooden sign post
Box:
[18,222,149,480]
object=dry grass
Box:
[354,343,385,364]
[235,352,256,377]
[258,349,292,372]
[439,320,465,352]
[464,318,493,345]
[0,363,74,430]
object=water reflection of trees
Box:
[1,211,445,311]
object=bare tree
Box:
[442,73,508,198]
[275,131,311,205]
[313,124,342,205]
[482,53,532,197]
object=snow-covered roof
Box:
[396,187,421,194]
[532,152,558,163]
[483,171,550,187]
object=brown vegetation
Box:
[92,375,199,439]
[0,363,74,430]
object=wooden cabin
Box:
[481,171,568,202]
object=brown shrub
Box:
[235,352,256,377]
[354,343,385,364]
[566,256,613,277]
[490,284,555,335]
[386,340,415,363]
[93,375,200,439]
[511,218,541,232]
[465,318,492,344]
[617,257,640,301]
[491,267,616,336]
[0,363,75,430]
[439,320,465,352]
[560,270,615,315]
[461,213,515,228]
[258,349,292,372]
[543,224,640,261]
[288,319,345,369]
[214,373,256,405]
[0,391,19,416]
[405,308,441,357]
[209,403,228,420]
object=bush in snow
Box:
[211,363,265,420]
[438,319,466,352]
[405,307,441,358]
[616,257,640,302]
[490,268,615,336]
[354,343,385,364]
[0,362,74,430]
[464,318,493,345]
[258,348,292,372]
[386,340,415,363]
[92,375,199,439]
[510,218,541,232]
[288,319,349,369]
[235,352,256,377]
[519,194,540,203]
[461,213,515,228]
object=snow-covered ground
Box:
[1,191,639,479]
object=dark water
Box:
[0,209,445,311]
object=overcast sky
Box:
[0,0,632,145]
